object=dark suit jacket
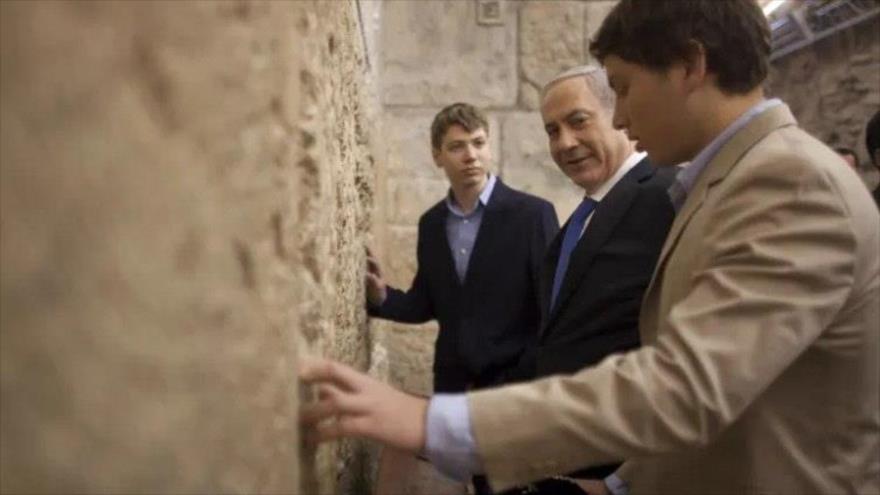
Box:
[525,158,675,480]
[369,179,558,393]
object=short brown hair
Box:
[430,103,489,150]
[590,0,770,95]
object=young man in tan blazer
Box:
[300,1,880,494]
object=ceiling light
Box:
[763,0,787,17]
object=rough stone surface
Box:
[387,177,450,226]
[0,1,379,493]
[372,321,438,397]
[380,0,518,107]
[769,20,880,188]
[519,1,587,110]
[386,226,419,286]
[499,112,583,222]
[383,108,448,179]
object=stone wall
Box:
[768,18,880,187]
[0,1,379,493]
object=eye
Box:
[472,138,486,148]
[569,114,589,128]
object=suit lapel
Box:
[539,231,564,334]
[462,180,511,287]
[641,105,799,338]
[425,202,461,288]
[542,160,653,334]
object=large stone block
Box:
[383,108,446,179]
[380,0,518,107]
[584,1,618,61]
[386,226,419,286]
[519,0,587,109]
[0,1,380,493]
[0,2,308,492]
[371,320,438,396]
[499,112,583,222]
[387,177,449,226]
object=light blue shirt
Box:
[445,174,497,283]
[424,99,786,492]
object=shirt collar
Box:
[587,151,646,202]
[676,98,783,195]
[445,173,497,216]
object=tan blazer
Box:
[469,105,880,494]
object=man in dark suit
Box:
[366,103,558,395]
[510,66,675,495]
[366,102,558,495]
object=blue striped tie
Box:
[550,197,598,313]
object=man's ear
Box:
[432,147,442,167]
[681,39,708,92]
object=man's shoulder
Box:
[626,157,675,189]
[417,199,449,227]
[618,160,675,208]
[718,124,878,230]
[736,125,860,192]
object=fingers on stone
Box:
[299,358,361,392]
[315,415,369,442]
[300,398,336,424]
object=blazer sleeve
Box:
[466,156,859,490]
[368,222,435,324]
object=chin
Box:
[569,172,597,191]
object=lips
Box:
[565,156,589,169]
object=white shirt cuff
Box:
[604,473,629,495]
[424,394,483,481]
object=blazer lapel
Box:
[539,230,564,336]
[641,105,799,335]
[462,180,511,287]
[425,203,461,288]
[544,161,650,332]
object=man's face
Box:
[433,125,491,190]
[541,77,631,193]
[604,55,699,167]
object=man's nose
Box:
[557,127,578,150]
[464,145,477,160]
